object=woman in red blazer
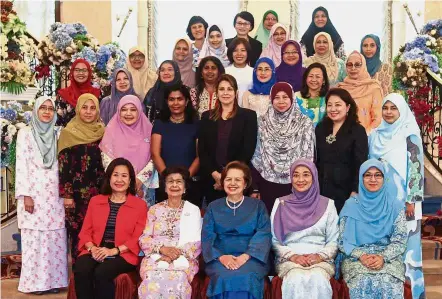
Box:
[74,158,148,299]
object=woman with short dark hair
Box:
[186,16,209,70]
[74,158,148,299]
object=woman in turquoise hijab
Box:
[255,10,279,48]
[369,93,425,299]
[338,159,407,299]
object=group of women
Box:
[15,5,424,299]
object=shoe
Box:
[32,291,45,295]
[48,289,60,294]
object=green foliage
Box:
[0,81,26,94]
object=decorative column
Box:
[137,0,148,62]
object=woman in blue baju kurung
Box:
[202,161,271,299]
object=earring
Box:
[183,190,186,194]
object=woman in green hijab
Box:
[255,10,279,48]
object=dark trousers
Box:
[74,254,136,299]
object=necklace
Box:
[167,199,184,220]
[170,115,185,124]
[225,196,245,216]
[326,134,336,144]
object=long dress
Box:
[202,197,271,299]
[372,63,393,97]
[15,127,68,292]
[338,213,408,299]
[138,201,201,299]
[271,199,339,299]
[58,140,104,264]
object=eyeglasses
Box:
[39,105,55,112]
[363,173,384,180]
[283,51,299,56]
[256,68,272,73]
[346,63,363,69]
[129,54,145,60]
[265,17,277,22]
[235,21,251,27]
[293,173,312,180]
[166,179,185,185]
[73,68,88,74]
[273,32,286,37]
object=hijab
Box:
[275,41,305,92]
[260,23,288,67]
[58,93,105,154]
[126,46,158,100]
[249,57,276,95]
[31,96,58,168]
[301,6,343,57]
[173,38,196,88]
[369,93,422,181]
[361,34,382,77]
[304,32,339,82]
[198,24,230,67]
[273,159,329,243]
[337,51,382,101]
[340,159,403,255]
[58,58,101,107]
[100,68,136,125]
[251,82,314,184]
[99,95,153,173]
[255,10,279,48]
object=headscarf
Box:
[31,96,58,168]
[100,68,136,125]
[58,93,105,154]
[301,6,343,57]
[260,23,288,67]
[126,46,158,100]
[99,95,153,173]
[340,159,403,255]
[304,32,339,82]
[249,57,276,95]
[273,159,329,243]
[337,51,382,101]
[198,24,230,67]
[57,58,101,107]
[255,10,279,48]
[275,41,305,92]
[251,82,314,184]
[173,38,196,88]
[361,34,382,77]
[369,93,422,181]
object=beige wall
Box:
[60,1,112,44]
[424,0,442,22]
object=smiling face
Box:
[282,43,300,66]
[174,40,190,61]
[167,90,187,117]
[73,62,88,84]
[306,67,324,93]
[233,43,247,67]
[362,37,377,58]
[209,30,223,49]
[159,62,175,83]
[256,62,272,83]
[79,99,98,123]
[382,100,400,124]
[292,165,313,192]
[217,80,236,107]
[273,27,287,46]
[326,95,349,123]
[314,10,327,28]
[363,166,384,192]
[346,54,363,80]
[165,173,185,198]
[37,99,55,123]
[115,71,130,92]
[264,13,277,30]
[129,50,145,70]
[223,168,246,196]
[202,60,219,84]
[119,103,139,126]
[315,35,329,55]
[234,16,252,36]
[273,91,292,113]
[110,165,131,193]
[191,23,206,41]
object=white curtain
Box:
[14,0,55,40]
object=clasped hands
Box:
[289,253,323,267]
[90,246,119,262]
[159,246,182,263]
[359,254,384,270]
[219,254,250,270]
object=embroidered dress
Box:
[294,91,326,127]
[373,63,393,97]
[190,87,218,116]
[242,92,271,117]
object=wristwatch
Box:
[87,245,95,252]
[115,247,120,255]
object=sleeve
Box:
[78,197,96,250]
[101,152,113,171]
[151,120,163,135]
[300,122,315,160]
[245,201,272,263]
[369,87,383,133]
[136,160,156,185]
[351,126,369,192]
[198,116,218,176]
[238,110,258,162]
[337,60,347,83]
[270,201,295,263]
[58,148,74,199]
[317,203,339,261]
[190,88,198,110]
[15,129,31,198]
[337,217,365,260]
[381,212,408,262]
[250,164,262,193]
[139,206,163,256]
[336,43,347,61]
[201,205,224,263]
[123,201,148,255]
[406,136,424,204]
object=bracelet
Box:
[114,247,120,256]
[87,245,96,252]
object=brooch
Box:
[144,138,150,143]
[326,134,336,144]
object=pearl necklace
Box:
[225,196,244,216]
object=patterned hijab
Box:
[273,159,329,243]
[99,95,153,173]
[304,32,339,82]
[58,93,105,154]
[58,58,101,107]
[340,159,403,255]
[251,82,314,184]
[198,24,230,67]
[254,10,279,48]
[260,23,288,67]
[173,38,196,88]
[100,68,136,125]
[249,57,276,95]
[275,40,305,92]
[31,96,58,168]
[126,46,158,100]
[361,34,382,77]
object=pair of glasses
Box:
[283,51,299,56]
[129,54,145,60]
[236,21,251,27]
[73,68,88,74]
[363,173,384,180]
[273,32,286,37]
[166,179,185,185]
[346,63,362,69]
[265,17,277,22]
[39,105,55,112]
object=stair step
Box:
[422,239,442,260]
[423,260,442,287]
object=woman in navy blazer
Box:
[74,158,148,299]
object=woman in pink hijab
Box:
[260,23,288,67]
[99,95,158,206]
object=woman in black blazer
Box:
[315,88,368,213]
[199,74,258,204]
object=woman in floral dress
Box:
[58,93,105,264]
[138,167,202,299]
